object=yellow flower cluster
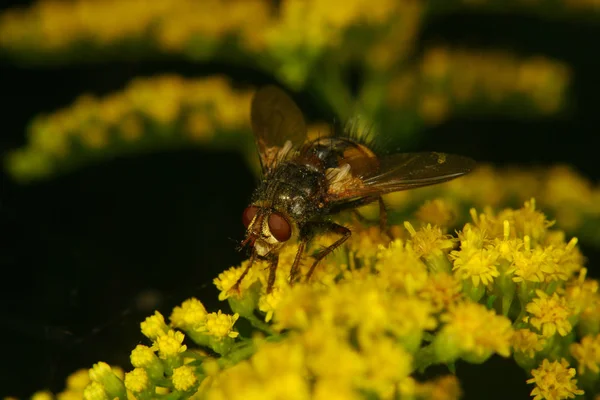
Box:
[0,0,270,54]
[383,164,600,244]
[20,198,600,399]
[5,75,254,182]
[387,47,570,124]
[527,359,584,400]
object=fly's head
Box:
[240,203,294,257]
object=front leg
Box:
[304,221,351,282]
[266,253,279,293]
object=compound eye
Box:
[242,206,259,228]
[268,212,291,242]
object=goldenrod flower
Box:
[152,329,187,359]
[124,368,150,394]
[140,311,169,340]
[130,344,164,380]
[509,239,556,283]
[527,358,584,400]
[88,362,125,399]
[435,302,513,363]
[376,239,429,295]
[64,369,90,391]
[359,336,413,397]
[30,391,53,400]
[170,297,208,330]
[418,272,463,313]
[452,247,500,288]
[512,329,547,359]
[525,290,573,338]
[200,310,240,339]
[172,365,198,392]
[415,198,458,228]
[214,263,259,301]
[415,375,463,400]
[82,381,109,400]
[403,221,456,259]
[570,334,600,374]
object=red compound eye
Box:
[268,212,291,242]
[242,206,259,227]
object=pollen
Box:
[525,290,573,338]
[527,359,584,400]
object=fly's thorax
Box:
[253,162,329,224]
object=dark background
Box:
[1,1,598,399]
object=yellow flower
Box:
[87,362,125,400]
[130,345,154,367]
[258,287,285,322]
[512,329,547,359]
[570,334,600,374]
[200,310,240,339]
[65,369,90,391]
[416,375,462,400]
[140,311,169,340]
[172,365,198,392]
[124,368,150,394]
[82,381,109,400]
[312,379,361,400]
[418,272,463,313]
[375,239,429,294]
[206,340,310,400]
[509,238,557,283]
[414,198,458,227]
[525,290,573,338]
[451,246,500,287]
[213,263,259,301]
[527,358,584,400]
[152,330,188,359]
[360,336,413,396]
[31,391,53,400]
[435,302,513,363]
[403,221,456,259]
[170,297,208,330]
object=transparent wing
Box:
[251,86,307,173]
[328,152,475,202]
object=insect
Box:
[236,86,475,293]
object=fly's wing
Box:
[327,152,475,204]
[251,86,307,174]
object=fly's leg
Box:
[305,222,351,282]
[289,238,307,285]
[229,250,256,294]
[266,253,280,293]
[377,196,395,240]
